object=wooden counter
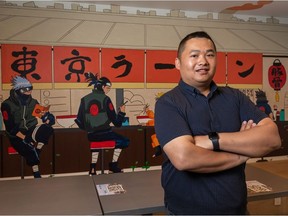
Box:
[0,121,287,178]
[0,126,165,178]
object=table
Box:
[0,175,102,215]
[94,165,288,215]
[246,165,288,202]
[92,170,166,215]
[1,163,288,215]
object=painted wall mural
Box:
[1,44,53,89]
[1,44,263,88]
[1,44,288,127]
[268,59,286,102]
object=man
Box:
[1,76,55,178]
[154,31,281,215]
[75,73,129,174]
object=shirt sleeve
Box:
[154,94,192,147]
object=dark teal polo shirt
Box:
[155,79,267,215]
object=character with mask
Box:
[1,76,55,178]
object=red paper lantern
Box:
[268,59,286,102]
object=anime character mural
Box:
[145,92,164,157]
[75,73,130,175]
[255,89,274,120]
[1,76,55,178]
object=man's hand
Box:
[240,120,256,131]
[16,131,25,140]
[119,104,126,113]
[41,112,55,126]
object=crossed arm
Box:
[163,118,281,173]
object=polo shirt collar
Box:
[179,79,219,97]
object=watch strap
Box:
[208,132,220,151]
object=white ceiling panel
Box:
[0,16,46,39]
[61,21,114,44]
[202,28,256,51]
[146,25,180,48]
[11,18,81,42]
[230,29,287,52]
[256,30,288,49]
[104,23,145,47]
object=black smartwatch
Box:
[208,132,220,151]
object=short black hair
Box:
[96,77,111,91]
[177,31,217,59]
[85,72,112,91]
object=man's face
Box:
[175,37,217,89]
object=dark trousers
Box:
[9,124,54,166]
[87,130,130,150]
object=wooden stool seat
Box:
[90,140,116,149]
[90,140,116,174]
[8,146,18,155]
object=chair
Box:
[8,146,25,179]
[90,140,116,174]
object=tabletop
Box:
[94,164,288,214]
[246,164,288,201]
[93,169,166,215]
[0,175,102,215]
[1,162,288,215]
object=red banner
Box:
[54,46,100,84]
[1,44,265,88]
[214,52,227,85]
[1,44,52,87]
[146,50,179,83]
[227,52,262,85]
[101,48,144,83]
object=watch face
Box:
[209,132,219,139]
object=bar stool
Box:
[90,140,116,174]
[8,146,25,179]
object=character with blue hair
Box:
[1,76,55,178]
